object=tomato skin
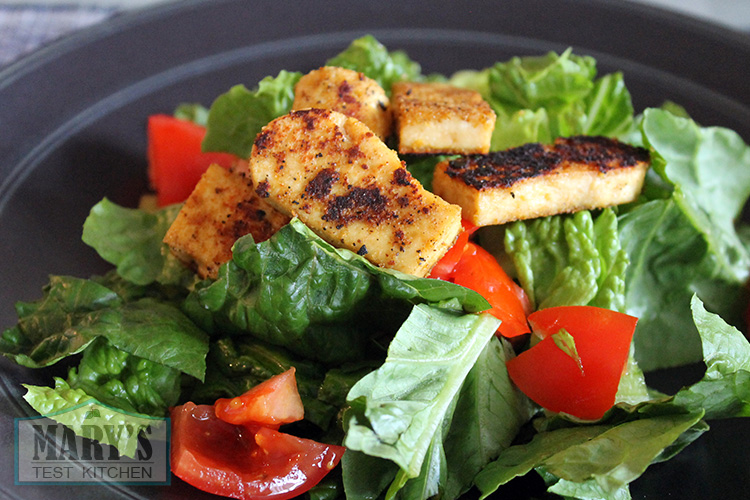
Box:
[170,402,345,500]
[147,114,237,206]
[506,306,637,420]
[449,242,531,337]
[214,368,304,427]
[429,220,478,280]
[429,221,530,338]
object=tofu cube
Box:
[293,66,392,140]
[432,136,650,226]
[248,108,462,277]
[163,164,290,279]
[391,81,496,155]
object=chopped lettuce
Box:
[620,109,750,370]
[201,70,301,157]
[23,378,160,459]
[343,304,503,491]
[82,198,194,287]
[450,49,635,150]
[504,209,627,312]
[186,218,488,363]
[325,34,423,93]
[4,36,750,500]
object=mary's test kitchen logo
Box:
[15,401,170,485]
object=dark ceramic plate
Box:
[1,0,749,498]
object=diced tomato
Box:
[506,306,638,420]
[214,368,304,428]
[432,225,530,337]
[147,114,237,206]
[429,219,478,280]
[171,402,344,500]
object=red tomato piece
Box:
[147,114,237,206]
[506,306,638,420]
[449,242,531,338]
[171,402,345,500]
[214,368,304,428]
[428,219,478,280]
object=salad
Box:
[3,35,750,500]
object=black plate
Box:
[1,0,749,498]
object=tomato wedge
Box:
[171,402,344,500]
[147,114,237,206]
[214,368,304,427]
[431,224,530,338]
[429,219,478,279]
[450,242,531,337]
[506,306,637,420]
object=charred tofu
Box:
[293,66,392,140]
[391,81,496,155]
[163,164,290,279]
[248,108,462,277]
[432,136,650,226]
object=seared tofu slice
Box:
[432,136,650,226]
[293,66,392,140]
[248,108,462,277]
[391,81,496,155]
[163,164,290,279]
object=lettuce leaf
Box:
[474,407,704,499]
[0,275,208,380]
[640,108,750,283]
[504,209,627,312]
[67,337,182,416]
[325,35,422,93]
[450,49,634,150]
[187,218,488,363]
[23,378,160,458]
[343,305,500,481]
[202,70,301,157]
[673,296,750,419]
[0,276,121,367]
[441,337,532,499]
[82,198,193,287]
[620,109,750,370]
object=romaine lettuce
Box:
[620,109,750,370]
[325,34,423,93]
[23,378,160,459]
[82,198,194,287]
[201,70,301,157]
[449,49,635,150]
[186,218,488,364]
[343,304,502,492]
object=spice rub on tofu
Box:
[391,81,496,155]
[248,108,462,277]
[292,66,392,140]
[432,136,650,226]
[163,164,290,279]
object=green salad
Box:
[3,35,750,500]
